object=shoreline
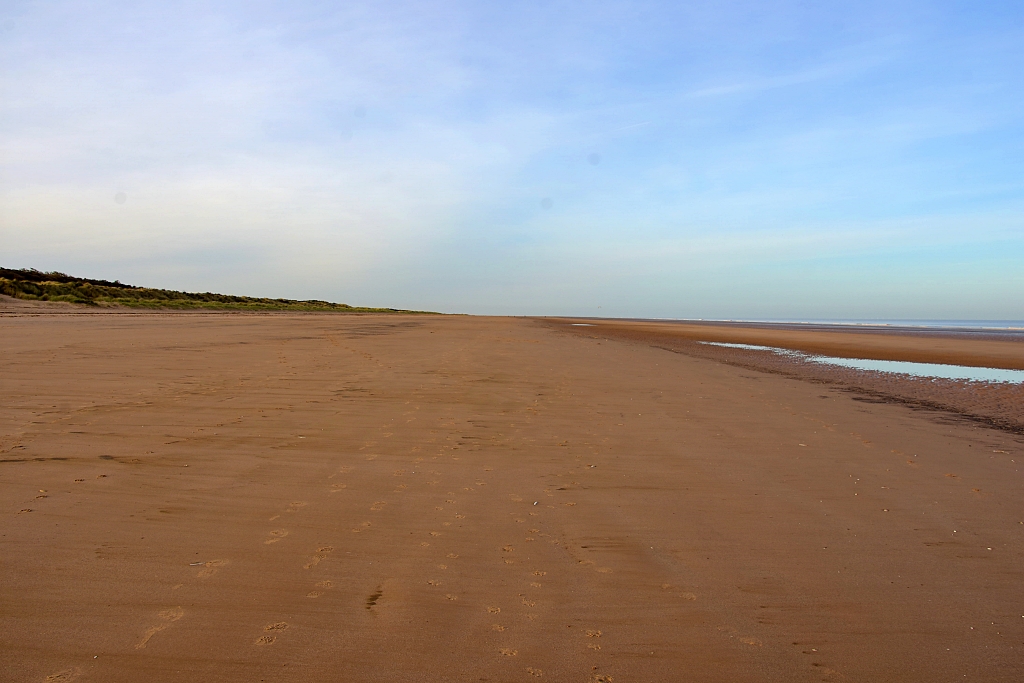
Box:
[595,317,1024,332]
[543,317,1024,369]
[546,317,1024,435]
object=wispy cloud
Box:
[685,50,894,100]
[1,0,1022,315]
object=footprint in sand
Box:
[586,629,602,638]
[265,529,289,544]
[716,626,761,646]
[499,648,518,656]
[447,553,459,559]
[44,668,82,682]
[303,546,333,569]
[330,484,347,493]
[526,667,543,677]
[492,624,506,631]
[370,501,387,511]
[488,606,501,614]
[533,571,546,576]
[136,607,184,649]
[286,501,307,513]
[196,559,228,578]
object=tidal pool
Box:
[698,341,1024,384]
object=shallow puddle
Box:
[699,341,1024,384]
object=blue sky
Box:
[2,0,1022,318]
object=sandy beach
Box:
[3,311,1024,682]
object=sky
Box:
[1,0,1023,319]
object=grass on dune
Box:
[0,268,431,313]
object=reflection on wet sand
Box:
[699,341,1024,383]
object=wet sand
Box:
[2,312,1024,682]
[548,318,1024,369]
[548,318,1024,435]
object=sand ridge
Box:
[2,313,1024,681]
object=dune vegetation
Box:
[0,268,428,312]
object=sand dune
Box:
[2,313,1023,682]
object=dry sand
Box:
[2,311,1024,682]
